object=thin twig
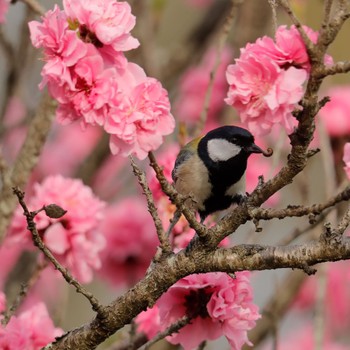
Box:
[12,187,104,315]
[249,185,350,221]
[2,260,48,325]
[193,0,241,137]
[138,315,191,350]
[277,0,316,60]
[130,156,172,255]
[268,0,278,32]
[321,0,334,29]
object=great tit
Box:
[172,125,272,223]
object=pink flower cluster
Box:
[29,1,174,160]
[0,302,63,350]
[136,272,260,350]
[225,25,333,136]
[8,175,106,284]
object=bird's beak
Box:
[246,143,264,154]
[246,144,273,157]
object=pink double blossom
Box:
[0,302,63,350]
[136,272,260,350]
[226,53,307,135]
[8,175,105,284]
[226,25,333,135]
[55,46,120,127]
[29,3,175,160]
[63,0,139,65]
[105,64,175,160]
[29,5,87,89]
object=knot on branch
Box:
[301,263,317,276]
[320,222,343,245]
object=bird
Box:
[171,125,272,224]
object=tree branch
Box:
[130,156,172,255]
[248,185,350,221]
[12,187,104,315]
[43,230,350,349]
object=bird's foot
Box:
[232,192,249,205]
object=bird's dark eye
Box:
[231,137,238,143]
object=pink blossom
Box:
[97,198,159,287]
[225,25,335,135]
[28,5,87,88]
[275,25,333,70]
[0,0,9,23]
[105,64,175,159]
[63,0,139,65]
[241,25,333,73]
[318,86,350,137]
[142,272,260,350]
[343,143,350,179]
[136,305,161,339]
[54,46,120,127]
[226,53,307,135]
[8,175,106,284]
[175,46,232,125]
[0,302,63,349]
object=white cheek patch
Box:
[207,139,242,162]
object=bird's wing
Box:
[172,137,202,182]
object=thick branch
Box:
[317,60,350,78]
[44,233,350,349]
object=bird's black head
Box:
[198,125,264,166]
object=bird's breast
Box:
[173,155,211,212]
